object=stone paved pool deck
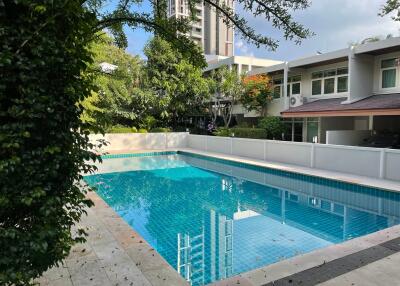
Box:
[37,148,400,286]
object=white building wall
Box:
[347,51,374,103]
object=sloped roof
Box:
[282,94,400,117]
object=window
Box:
[273,86,281,99]
[292,82,301,94]
[288,75,301,96]
[272,75,301,97]
[337,76,348,93]
[381,58,397,88]
[311,67,348,95]
[272,78,283,98]
[312,80,322,95]
[324,78,335,94]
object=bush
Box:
[0,2,99,284]
[231,128,268,139]
[107,125,137,133]
[213,127,267,139]
[258,116,287,139]
[150,127,171,132]
[138,128,148,133]
[213,127,231,137]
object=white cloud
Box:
[235,39,255,57]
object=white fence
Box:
[187,134,400,181]
[90,133,400,181]
[89,132,188,152]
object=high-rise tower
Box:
[167,0,234,56]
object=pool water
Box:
[84,152,400,285]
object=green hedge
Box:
[150,127,171,132]
[107,126,138,133]
[214,127,268,139]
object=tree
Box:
[258,116,287,140]
[210,67,244,128]
[92,0,313,64]
[1,2,99,285]
[82,34,146,128]
[1,0,313,283]
[241,74,274,117]
[381,0,400,20]
[144,37,211,125]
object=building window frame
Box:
[311,67,348,96]
[288,75,301,96]
[272,78,283,99]
[380,58,398,89]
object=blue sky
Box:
[121,0,400,61]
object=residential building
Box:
[247,37,400,145]
[204,55,284,120]
[167,0,234,56]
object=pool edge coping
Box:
[91,148,400,286]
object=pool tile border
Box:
[101,151,177,159]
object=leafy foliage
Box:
[214,127,268,139]
[258,116,287,140]
[82,34,147,128]
[144,37,211,123]
[0,1,100,285]
[88,0,313,57]
[209,67,244,128]
[380,0,400,20]
[241,74,274,117]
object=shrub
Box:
[213,127,231,137]
[231,128,268,139]
[150,127,171,132]
[258,116,287,139]
[138,128,148,133]
[107,125,137,133]
[0,2,99,284]
[213,127,267,139]
[140,115,157,130]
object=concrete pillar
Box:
[369,115,374,130]
[283,62,289,109]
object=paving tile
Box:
[66,258,108,283]
[46,277,74,286]
[125,245,170,273]
[142,266,189,286]
[209,276,254,286]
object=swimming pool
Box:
[84,151,400,285]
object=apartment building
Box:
[247,37,400,145]
[167,0,234,56]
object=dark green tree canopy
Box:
[88,0,313,67]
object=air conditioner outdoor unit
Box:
[289,94,303,108]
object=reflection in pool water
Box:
[84,153,400,285]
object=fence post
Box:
[231,137,233,155]
[205,135,208,151]
[379,149,386,179]
[310,144,315,168]
[263,140,267,161]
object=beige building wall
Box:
[168,0,234,56]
